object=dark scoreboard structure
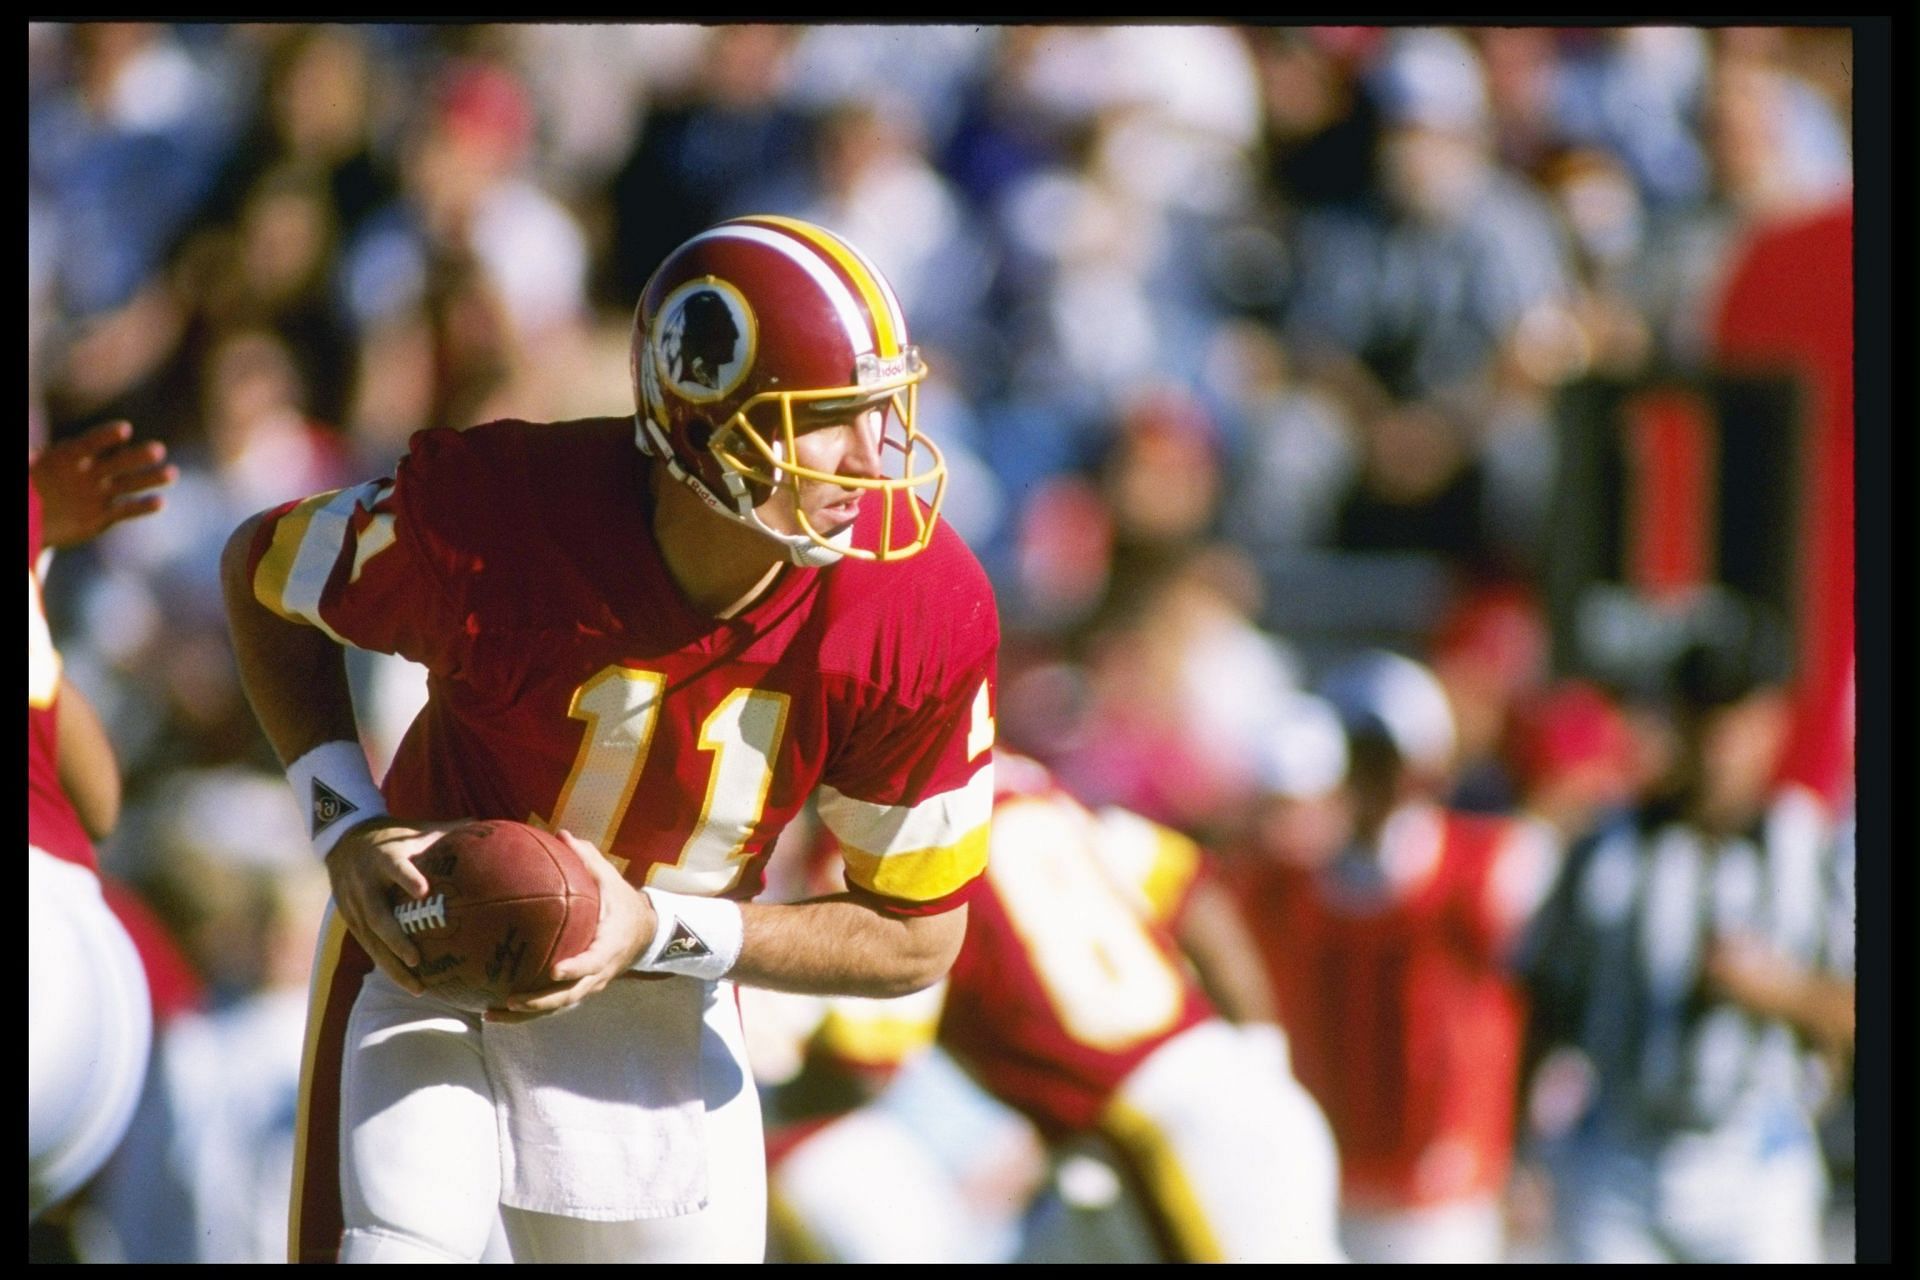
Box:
[1547,371,1803,700]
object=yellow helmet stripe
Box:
[741,215,901,357]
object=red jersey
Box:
[27,480,95,871]
[1224,805,1546,1209]
[246,418,998,914]
[937,757,1216,1139]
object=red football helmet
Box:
[631,214,947,565]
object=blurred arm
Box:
[1172,874,1279,1026]
[1704,937,1855,1056]
[29,420,177,548]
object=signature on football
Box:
[486,926,528,985]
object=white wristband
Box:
[286,740,388,859]
[632,888,745,982]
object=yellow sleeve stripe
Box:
[253,482,388,646]
[818,762,995,856]
[1094,806,1202,924]
[816,983,946,1066]
[839,821,990,904]
[28,568,61,709]
[1140,827,1203,923]
[349,512,398,585]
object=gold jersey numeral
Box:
[534,666,791,894]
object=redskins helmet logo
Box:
[654,278,757,404]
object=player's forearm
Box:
[1752,972,1856,1053]
[732,896,966,999]
[54,676,122,840]
[221,513,362,766]
[1173,877,1279,1025]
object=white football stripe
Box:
[686,224,874,358]
[284,481,389,645]
[817,761,995,855]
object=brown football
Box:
[387,821,601,1012]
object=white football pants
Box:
[336,971,765,1263]
[29,846,152,1221]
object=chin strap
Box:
[636,414,850,568]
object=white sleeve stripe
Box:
[817,761,995,854]
[283,481,389,645]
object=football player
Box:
[761,752,1347,1264]
[30,421,177,1220]
[1221,651,1563,1264]
[219,217,1000,1263]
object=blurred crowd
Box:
[27,22,1857,1263]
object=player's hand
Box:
[29,420,178,548]
[491,830,656,1023]
[326,816,467,997]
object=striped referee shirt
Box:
[1524,785,1854,1136]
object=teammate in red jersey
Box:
[30,422,177,1220]
[220,217,1000,1263]
[763,752,1346,1264]
[1221,652,1563,1264]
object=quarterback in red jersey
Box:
[29,422,177,1220]
[1222,654,1562,1264]
[763,753,1345,1264]
[220,217,999,1263]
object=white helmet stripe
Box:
[682,224,874,358]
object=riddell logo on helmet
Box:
[654,279,757,404]
[855,351,918,386]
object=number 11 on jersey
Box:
[532,665,791,894]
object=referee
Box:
[1521,600,1855,1264]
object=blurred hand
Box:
[326,816,468,996]
[492,830,656,1024]
[30,420,178,548]
[1703,933,1794,1011]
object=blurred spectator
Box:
[1616,35,1851,366]
[1284,27,1577,401]
[197,27,398,250]
[1222,651,1562,1263]
[1555,27,1712,210]
[336,54,590,434]
[1051,547,1298,836]
[29,23,244,320]
[787,97,996,360]
[1521,601,1853,1262]
[605,25,812,306]
[1212,322,1359,555]
[1248,27,1383,210]
[92,767,333,1263]
[1333,394,1504,578]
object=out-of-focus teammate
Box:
[760,752,1346,1264]
[29,421,177,1220]
[1223,653,1561,1263]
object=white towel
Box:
[483,975,709,1220]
